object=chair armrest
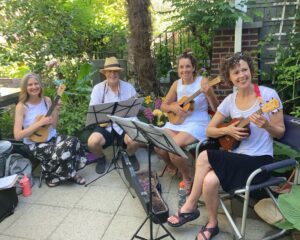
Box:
[196,138,220,157]
[245,158,296,189]
[260,159,297,173]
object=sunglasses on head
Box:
[225,52,244,60]
[225,52,246,65]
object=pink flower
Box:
[155,98,162,109]
[144,107,154,122]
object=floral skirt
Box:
[28,135,87,182]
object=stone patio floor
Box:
[0,147,292,240]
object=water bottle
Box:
[19,175,32,197]
[178,181,186,209]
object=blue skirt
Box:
[207,149,274,193]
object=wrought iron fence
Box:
[152,29,210,95]
[90,33,127,60]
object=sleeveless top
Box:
[23,99,57,145]
[163,76,211,141]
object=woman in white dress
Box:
[157,49,219,193]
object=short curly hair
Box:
[220,52,255,84]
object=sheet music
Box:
[132,121,188,159]
[107,115,148,143]
[114,97,144,120]
[108,113,188,159]
[85,97,144,127]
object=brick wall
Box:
[211,27,260,101]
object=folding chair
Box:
[196,114,299,240]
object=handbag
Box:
[0,187,18,222]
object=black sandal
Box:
[69,175,86,185]
[167,209,200,227]
[46,178,60,187]
[195,222,219,240]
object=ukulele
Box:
[167,76,221,125]
[29,84,66,143]
[217,98,280,151]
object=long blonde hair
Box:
[19,73,43,103]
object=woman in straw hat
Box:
[88,56,140,174]
[167,52,285,240]
[14,73,87,187]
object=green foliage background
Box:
[0,0,127,72]
[0,0,299,139]
[0,0,127,136]
[271,34,300,117]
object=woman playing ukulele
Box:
[156,49,219,193]
[14,73,87,187]
[167,52,285,240]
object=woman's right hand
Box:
[171,102,189,117]
[226,120,249,141]
[38,116,53,127]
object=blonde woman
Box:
[14,73,87,187]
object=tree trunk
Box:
[126,0,158,95]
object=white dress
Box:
[163,76,210,141]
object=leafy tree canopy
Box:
[160,0,252,60]
[163,0,251,31]
[0,0,127,73]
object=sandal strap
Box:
[198,223,219,240]
[73,175,86,184]
[201,225,217,233]
[199,231,208,240]
[46,178,60,187]
[178,210,194,218]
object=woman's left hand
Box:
[249,113,269,128]
[55,100,62,111]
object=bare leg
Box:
[196,171,219,240]
[169,153,190,180]
[155,147,171,165]
[154,129,178,174]
[167,150,212,224]
[203,171,219,224]
[124,134,143,156]
[155,147,177,176]
[87,132,106,157]
[169,131,196,182]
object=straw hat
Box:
[100,57,123,74]
[254,198,283,225]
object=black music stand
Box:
[109,116,188,240]
[85,97,144,187]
